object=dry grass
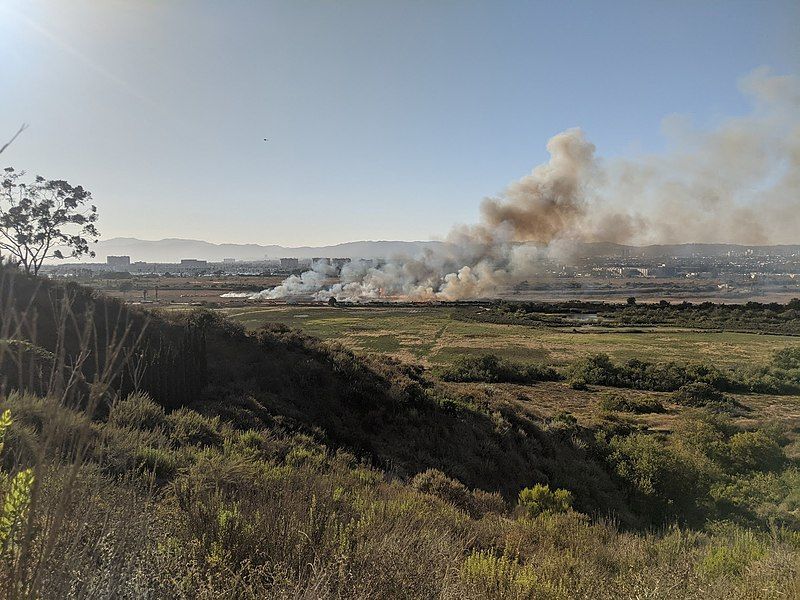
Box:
[220,305,800,368]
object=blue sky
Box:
[1,0,798,246]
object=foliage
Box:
[569,352,800,396]
[518,484,573,517]
[598,393,665,414]
[699,527,768,579]
[0,410,34,560]
[411,468,505,517]
[460,551,543,599]
[165,407,222,448]
[477,298,800,335]
[0,168,99,274]
[441,353,560,384]
[108,393,166,430]
[727,431,784,472]
[1,271,800,597]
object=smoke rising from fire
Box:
[259,68,799,301]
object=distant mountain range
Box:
[89,238,447,263]
[82,237,800,264]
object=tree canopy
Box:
[0,167,99,275]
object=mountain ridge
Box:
[86,237,800,263]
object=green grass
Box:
[220,305,800,368]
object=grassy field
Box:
[219,304,800,368]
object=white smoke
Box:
[257,68,800,302]
[250,259,337,300]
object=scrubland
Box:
[1,265,799,598]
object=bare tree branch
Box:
[0,123,29,155]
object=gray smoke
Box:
[258,68,799,301]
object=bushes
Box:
[602,412,793,525]
[517,484,573,518]
[0,410,34,558]
[2,384,800,597]
[711,468,800,527]
[727,431,784,472]
[568,352,800,396]
[671,382,725,407]
[771,347,800,370]
[568,354,734,393]
[109,395,222,448]
[460,551,542,599]
[598,393,664,414]
[411,469,505,517]
[440,354,560,384]
[700,528,768,578]
[606,432,704,520]
[479,298,800,335]
[108,393,165,430]
[165,408,222,448]
[671,383,746,415]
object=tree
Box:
[0,167,99,275]
[627,296,637,305]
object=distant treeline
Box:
[440,349,800,397]
[567,350,800,396]
[458,298,800,334]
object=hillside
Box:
[1,266,799,598]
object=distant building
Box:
[223,258,236,264]
[107,255,131,269]
[647,265,678,278]
[180,259,207,268]
[331,258,350,270]
[280,257,299,269]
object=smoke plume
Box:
[258,68,799,302]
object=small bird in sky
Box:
[263,138,269,141]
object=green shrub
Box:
[411,469,504,517]
[440,354,559,384]
[166,408,222,448]
[598,393,664,414]
[108,393,165,430]
[727,431,784,472]
[134,446,181,479]
[411,469,473,513]
[711,468,800,527]
[608,433,704,520]
[672,383,726,407]
[0,410,35,556]
[550,411,577,427]
[569,377,588,390]
[771,347,800,370]
[671,383,747,415]
[460,550,541,598]
[472,488,507,515]
[284,446,327,470]
[517,484,573,517]
[700,530,767,578]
